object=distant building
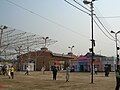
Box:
[70,52,115,72]
[17,47,77,71]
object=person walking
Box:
[66,66,70,82]
[104,66,110,77]
[115,67,120,90]
[25,66,29,75]
[8,66,11,79]
[2,65,6,75]
[52,66,58,80]
[10,66,14,79]
[41,66,45,74]
[94,67,98,75]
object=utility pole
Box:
[91,1,94,84]
[111,30,120,69]
[42,37,49,67]
[83,0,96,84]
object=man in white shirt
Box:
[66,66,70,82]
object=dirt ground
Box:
[0,71,116,90]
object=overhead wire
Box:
[98,16,120,19]
[5,0,89,39]
[2,0,120,57]
[81,1,116,41]
[93,5,120,45]
[64,0,120,47]
[93,5,113,33]
[63,0,113,44]
[73,0,91,12]
[5,0,119,45]
[64,0,90,15]
[93,19,114,41]
[95,7,120,46]
[64,0,116,41]
[72,0,114,41]
[95,5,120,33]
[70,0,120,46]
[94,4,120,46]
[94,15,115,39]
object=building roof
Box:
[52,53,75,59]
[85,52,106,58]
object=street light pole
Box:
[91,1,94,84]
[68,45,74,69]
[68,45,74,53]
[111,30,120,69]
[83,0,95,84]
[42,37,49,47]
[42,37,49,67]
[0,25,8,47]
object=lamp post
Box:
[42,37,49,47]
[83,0,95,83]
[42,37,49,67]
[68,45,74,69]
[68,45,74,53]
[111,30,120,69]
[0,25,8,47]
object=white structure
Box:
[23,63,35,71]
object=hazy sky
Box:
[0,0,120,56]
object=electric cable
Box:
[64,0,117,42]
[64,0,90,15]
[5,0,120,46]
[93,19,114,41]
[73,0,91,12]
[5,0,89,39]
[66,0,116,41]
[98,16,120,19]
[94,15,115,39]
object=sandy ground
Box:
[0,71,116,90]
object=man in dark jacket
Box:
[52,66,57,80]
[104,66,110,77]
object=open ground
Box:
[0,71,116,90]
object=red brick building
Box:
[17,47,77,71]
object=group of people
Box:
[1,64,120,90]
[51,65,70,82]
[0,65,14,79]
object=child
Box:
[10,66,14,79]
